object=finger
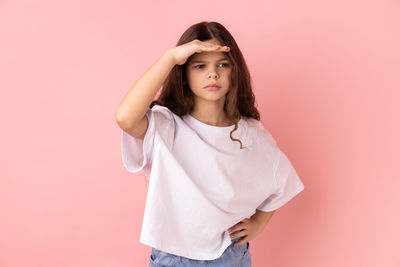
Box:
[201,43,218,48]
[228,221,245,233]
[201,46,219,51]
[201,44,229,51]
[196,45,219,53]
[230,229,248,240]
[234,238,248,247]
[206,46,223,51]
[216,46,230,50]
[228,227,238,234]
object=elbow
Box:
[114,110,124,124]
[114,110,130,129]
[114,110,141,130]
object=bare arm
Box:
[227,209,276,245]
[250,209,275,229]
[114,40,230,138]
[114,50,176,130]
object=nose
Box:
[208,71,218,79]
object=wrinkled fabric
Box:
[121,104,305,260]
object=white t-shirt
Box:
[120,104,305,260]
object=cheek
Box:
[186,74,202,91]
[187,73,202,85]
[186,72,194,84]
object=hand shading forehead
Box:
[188,52,230,64]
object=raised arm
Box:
[114,50,176,133]
[115,40,230,139]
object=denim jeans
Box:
[148,237,251,267]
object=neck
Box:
[190,98,231,126]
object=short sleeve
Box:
[120,105,175,173]
[256,150,305,212]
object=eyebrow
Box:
[190,57,230,64]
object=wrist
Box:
[163,49,177,66]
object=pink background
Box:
[1,0,399,266]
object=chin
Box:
[195,94,227,102]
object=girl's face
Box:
[185,39,232,103]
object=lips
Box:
[204,86,221,91]
[205,84,221,88]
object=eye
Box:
[193,63,230,69]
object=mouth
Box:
[204,84,221,90]
[204,85,221,91]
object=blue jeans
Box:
[148,237,251,267]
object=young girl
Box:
[115,21,305,267]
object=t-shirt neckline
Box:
[184,113,243,133]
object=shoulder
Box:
[150,104,176,122]
[149,105,176,146]
[151,104,172,114]
[244,117,277,146]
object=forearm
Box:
[251,209,275,229]
[114,50,176,129]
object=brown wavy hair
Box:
[150,21,260,149]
